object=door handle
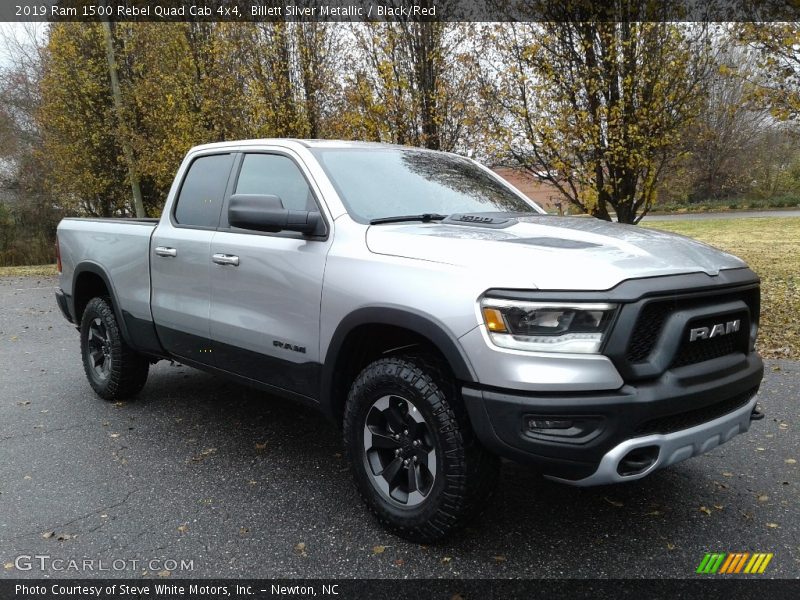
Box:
[212,253,240,267]
[154,246,177,257]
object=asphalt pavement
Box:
[1,276,798,579]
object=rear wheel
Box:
[343,355,499,542]
[80,297,149,400]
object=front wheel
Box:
[343,355,499,542]
[80,296,149,401]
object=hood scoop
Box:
[505,237,601,249]
[441,213,518,229]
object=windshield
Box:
[310,147,541,223]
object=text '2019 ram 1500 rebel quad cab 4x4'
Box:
[55,140,764,541]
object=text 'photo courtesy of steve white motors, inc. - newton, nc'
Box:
[13,583,338,598]
[17,2,438,19]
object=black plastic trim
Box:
[121,310,166,357]
[319,307,477,419]
[168,353,321,411]
[55,288,73,324]
[72,262,132,346]
[484,268,760,302]
[212,337,322,400]
[154,326,321,401]
[461,352,763,479]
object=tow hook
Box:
[750,405,765,421]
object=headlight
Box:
[480,298,618,353]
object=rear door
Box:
[208,150,331,399]
[150,152,235,365]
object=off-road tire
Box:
[343,354,500,542]
[80,296,149,401]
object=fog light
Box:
[527,418,573,431]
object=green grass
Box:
[0,264,58,278]
[643,217,800,360]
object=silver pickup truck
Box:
[55,139,764,541]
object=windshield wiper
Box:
[369,213,448,225]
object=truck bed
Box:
[57,218,157,327]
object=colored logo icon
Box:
[697,553,773,574]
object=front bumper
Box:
[462,352,763,484]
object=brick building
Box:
[493,167,573,214]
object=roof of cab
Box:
[188,139,414,153]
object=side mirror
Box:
[228,194,322,235]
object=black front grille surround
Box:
[625,287,758,367]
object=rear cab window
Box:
[174,153,234,228]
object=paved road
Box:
[643,210,800,221]
[1,277,798,579]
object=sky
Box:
[0,22,47,69]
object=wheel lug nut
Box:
[395,449,400,456]
[403,430,408,435]
[403,459,409,466]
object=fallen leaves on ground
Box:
[157,570,171,577]
[177,524,188,534]
[767,523,779,529]
[786,458,797,465]
[372,545,386,554]
[255,442,267,451]
[699,506,712,516]
[603,497,623,507]
[191,448,217,462]
[294,542,307,557]
[493,555,507,562]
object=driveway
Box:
[1,276,798,579]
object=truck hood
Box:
[365,215,746,290]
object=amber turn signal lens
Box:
[482,307,508,333]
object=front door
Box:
[208,151,331,399]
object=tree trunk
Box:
[101,19,145,218]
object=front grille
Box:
[625,287,759,367]
[626,301,673,362]
[634,388,757,435]
[671,316,748,368]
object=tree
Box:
[39,23,133,217]
[340,22,479,152]
[101,19,145,218]
[684,44,770,201]
[737,23,800,121]
[480,20,713,223]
